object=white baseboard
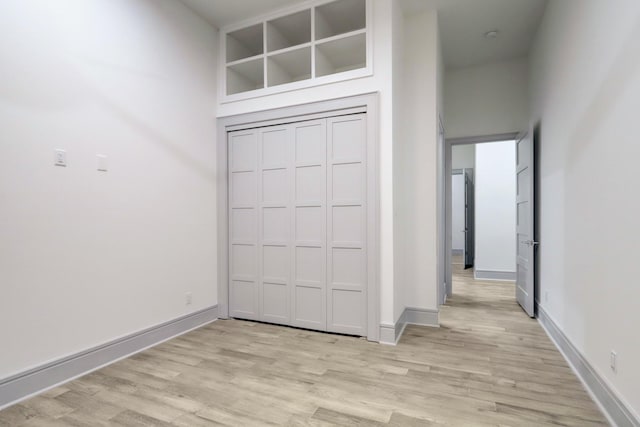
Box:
[379,321,406,346]
[379,307,439,345]
[0,305,218,410]
[537,305,639,427]
[474,269,516,281]
[405,307,440,327]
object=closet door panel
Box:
[291,120,327,330]
[262,169,288,203]
[326,115,367,335]
[229,130,260,320]
[259,126,292,325]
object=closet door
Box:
[229,130,260,320]
[327,115,367,335]
[228,114,368,336]
[259,126,292,325]
[291,120,327,330]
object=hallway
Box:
[0,272,607,426]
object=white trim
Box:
[0,306,218,410]
[443,132,521,300]
[217,93,380,342]
[379,307,439,346]
[405,307,440,327]
[474,269,516,281]
[225,106,365,132]
[379,322,404,346]
[537,305,640,427]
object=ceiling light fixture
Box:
[484,30,499,39]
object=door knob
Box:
[524,240,539,246]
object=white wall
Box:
[0,0,218,379]
[474,141,516,275]
[216,0,397,324]
[445,58,529,139]
[529,0,640,417]
[452,144,475,170]
[394,10,440,315]
[392,0,406,322]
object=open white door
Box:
[516,133,536,317]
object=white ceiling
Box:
[401,0,548,69]
[181,0,547,69]
[180,0,305,29]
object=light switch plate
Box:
[54,149,67,167]
[97,154,108,172]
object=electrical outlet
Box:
[186,292,192,306]
[54,149,67,167]
[610,350,617,373]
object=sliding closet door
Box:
[228,114,367,336]
[229,130,260,320]
[327,115,367,335]
[259,126,292,325]
[291,120,327,330]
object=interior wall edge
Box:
[0,306,219,411]
[379,306,439,346]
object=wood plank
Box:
[0,263,608,426]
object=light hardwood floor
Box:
[0,265,608,426]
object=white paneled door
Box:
[228,114,368,335]
[516,132,536,317]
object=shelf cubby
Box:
[315,32,366,77]
[315,0,366,41]
[267,10,311,53]
[221,0,368,99]
[226,23,264,63]
[267,47,312,87]
[227,58,264,95]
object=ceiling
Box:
[180,0,304,29]
[181,0,547,69]
[401,0,547,69]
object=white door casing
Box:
[516,132,535,317]
[452,173,465,252]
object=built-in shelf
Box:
[268,47,312,87]
[315,0,366,40]
[227,58,264,95]
[226,23,264,63]
[316,32,366,77]
[267,10,311,52]
[223,0,369,98]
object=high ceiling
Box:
[401,0,548,69]
[180,0,304,29]
[180,0,547,69]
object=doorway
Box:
[444,133,530,313]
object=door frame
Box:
[443,132,519,301]
[216,93,380,341]
[450,168,468,264]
